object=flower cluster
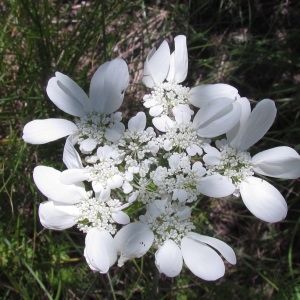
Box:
[23,35,300,281]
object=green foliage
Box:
[1,0,300,298]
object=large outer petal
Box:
[33,166,85,204]
[155,239,183,277]
[189,84,239,108]
[187,232,236,264]
[63,135,83,169]
[196,175,235,198]
[114,222,154,266]
[38,201,79,230]
[194,98,241,137]
[226,97,251,142]
[60,168,89,185]
[46,73,90,117]
[142,41,170,87]
[252,146,300,179]
[229,99,276,150]
[23,119,78,144]
[181,237,225,281]
[166,35,188,83]
[84,229,117,273]
[90,58,129,114]
[240,177,287,222]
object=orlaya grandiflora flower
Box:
[34,163,128,274]
[142,35,189,116]
[204,98,300,222]
[114,200,236,281]
[142,34,243,130]
[23,58,129,150]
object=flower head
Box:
[204,99,300,222]
[23,58,129,149]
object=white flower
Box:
[34,165,129,233]
[204,99,300,222]
[142,36,189,117]
[84,228,117,273]
[23,58,129,148]
[115,200,236,280]
[155,233,236,280]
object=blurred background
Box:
[1,0,300,299]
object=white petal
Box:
[105,122,125,142]
[146,199,167,218]
[79,138,97,153]
[189,84,239,108]
[23,119,78,144]
[142,41,170,87]
[84,229,117,273]
[46,73,90,117]
[63,135,83,169]
[173,189,188,202]
[197,175,235,197]
[152,115,173,132]
[112,211,130,225]
[39,201,79,230]
[173,104,193,124]
[181,236,225,281]
[155,240,183,277]
[187,232,236,265]
[143,99,159,108]
[128,112,146,132]
[194,98,241,137]
[114,222,154,266]
[107,174,123,189]
[176,206,191,220]
[166,35,188,83]
[192,161,206,177]
[92,181,104,193]
[186,145,196,156]
[122,181,133,194]
[240,176,287,222]
[203,151,221,165]
[203,146,221,165]
[252,146,300,179]
[168,153,181,169]
[163,140,173,151]
[226,97,251,142]
[95,188,111,201]
[229,99,276,150]
[97,145,113,160]
[90,58,129,114]
[149,105,164,117]
[60,168,89,184]
[33,166,85,204]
